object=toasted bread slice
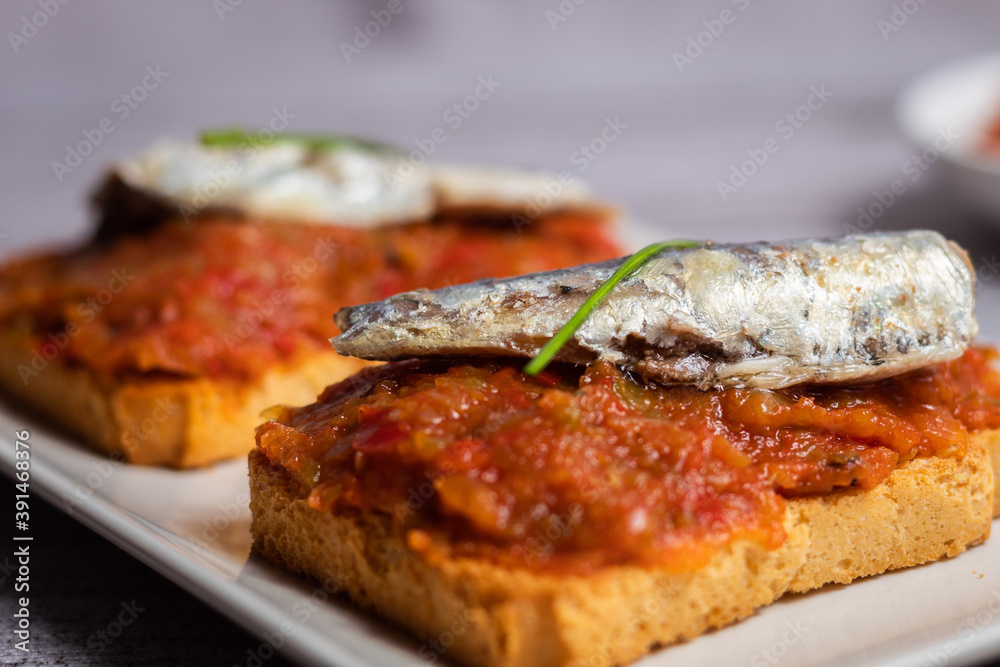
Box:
[249,435,995,667]
[990,429,1000,517]
[0,336,372,467]
[0,204,621,468]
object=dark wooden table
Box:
[4,1,1000,665]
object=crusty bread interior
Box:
[249,431,997,667]
[0,337,371,467]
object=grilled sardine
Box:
[332,230,976,389]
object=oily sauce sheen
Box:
[0,214,618,380]
[256,347,1000,574]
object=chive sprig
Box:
[200,128,391,153]
[523,240,700,376]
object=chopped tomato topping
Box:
[0,213,620,379]
[257,347,1000,574]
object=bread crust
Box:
[0,335,372,467]
[988,428,1000,517]
[249,435,994,667]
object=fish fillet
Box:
[332,231,976,389]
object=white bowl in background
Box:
[898,52,1000,219]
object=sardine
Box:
[331,230,977,389]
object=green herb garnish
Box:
[200,128,393,153]
[523,240,701,376]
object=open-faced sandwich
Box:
[250,230,1000,667]
[0,131,621,467]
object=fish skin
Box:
[331,231,977,389]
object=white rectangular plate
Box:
[2,401,1000,667]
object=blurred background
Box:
[3,1,1000,665]
[2,1,999,251]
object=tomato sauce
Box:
[985,111,1000,155]
[257,347,1000,574]
[0,213,620,380]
